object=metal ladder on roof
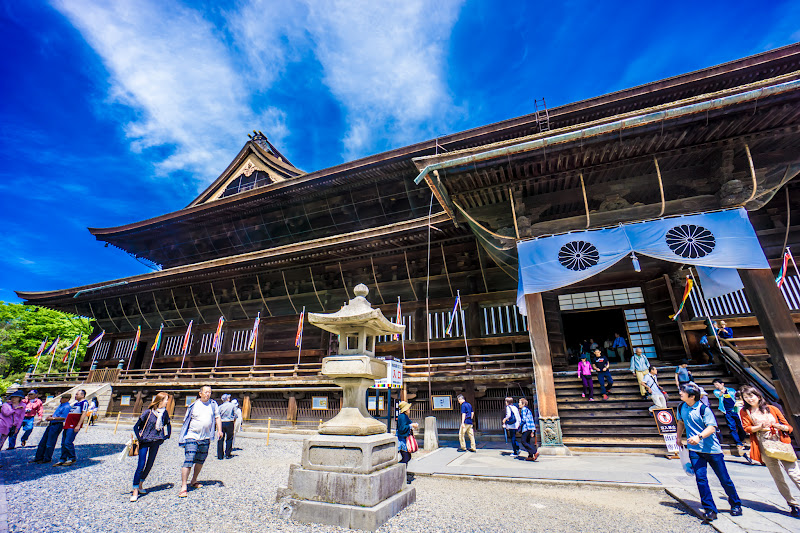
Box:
[534,98,551,133]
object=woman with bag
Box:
[130,392,171,502]
[396,401,419,484]
[739,385,800,518]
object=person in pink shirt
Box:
[577,354,594,401]
[0,391,27,451]
[11,390,43,448]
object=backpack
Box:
[505,405,517,427]
[678,401,720,438]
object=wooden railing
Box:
[24,351,534,385]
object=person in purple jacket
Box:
[0,391,27,452]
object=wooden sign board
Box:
[431,395,452,410]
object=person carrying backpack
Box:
[502,397,521,456]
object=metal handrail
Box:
[717,338,778,403]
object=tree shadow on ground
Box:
[1,443,124,484]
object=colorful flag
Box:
[295,308,305,348]
[45,337,60,356]
[212,316,225,352]
[150,324,164,352]
[776,249,791,288]
[62,335,81,362]
[445,293,461,336]
[669,277,694,321]
[393,298,402,340]
[132,326,141,351]
[248,313,260,350]
[86,331,105,348]
[36,337,48,357]
[181,320,193,354]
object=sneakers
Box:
[137,484,147,495]
[743,452,753,465]
[28,459,44,464]
[589,398,595,401]
[581,393,585,398]
[457,448,467,452]
[54,460,75,467]
[790,505,800,518]
[602,394,608,400]
[703,511,717,521]
[468,449,477,453]
[53,461,66,467]
[730,506,743,516]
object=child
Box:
[0,391,27,451]
[577,355,594,400]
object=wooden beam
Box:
[739,268,800,422]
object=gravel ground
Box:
[2,426,710,533]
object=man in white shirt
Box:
[502,397,521,456]
[178,385,222,497]
[642,366,667,411]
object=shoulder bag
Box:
[759,428,798,462]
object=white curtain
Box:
[517,208,768,314]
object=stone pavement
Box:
[408,446,800,533]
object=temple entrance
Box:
[561,308,627,364]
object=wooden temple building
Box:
[18,43,800,453]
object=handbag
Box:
[406,431,418,453]
[128,435,140,457]
[759,430,798,462]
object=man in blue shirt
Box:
[712,379,750,463]
[55,389,89,466]
[675,360,693,389]
[611,333,628,362]
[29,393,72,464]
[677,383,742,521]
[457,394,476,452]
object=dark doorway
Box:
[561,308,627,364]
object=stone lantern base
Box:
[277,433,416,531]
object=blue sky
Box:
[1,0,798,304]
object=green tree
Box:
[0,302,93,377]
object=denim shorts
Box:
[182,439,210,468]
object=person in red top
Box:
[739,385,800,518]
[12,390,44,449]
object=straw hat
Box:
[398,401,411,413]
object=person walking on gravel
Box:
[29,394,71,464]
[457,394,476,452]
[518,398,539,461]
[54,389,89,467]
[130,392,172,502]
[502,397,521,456]
[178,385,222,497]
[396,401,419,484]
[0,391,27,452]
[676,383,742,522]
[11,390,43,449]
[739,385,800,518]
[217,394,236,460]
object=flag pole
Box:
[252,312,260,367]
[457,290,471,366]
[33,337,47,374]
[296,306,305,367]
[47,346,56,374]
[689,269,721,348]
[68,338,79,373]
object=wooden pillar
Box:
[525,293,568,452]
[132,390,144,416]
[287,395,298,426]
[739,269,800,425]
[243,394,252,421]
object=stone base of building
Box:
[538,445,572,456]
[277,433,415,530]
[278,486,416,531]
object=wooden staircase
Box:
[556,364,743,454]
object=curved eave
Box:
[19,211,453,303]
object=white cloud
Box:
[51,0,288,185]
[303,0,465,159]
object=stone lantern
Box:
[278,284,415,531]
